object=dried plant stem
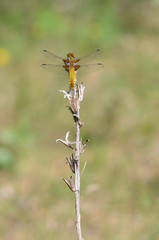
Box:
[57,84,86,240]
[74,99,83,240]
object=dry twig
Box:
[56,83,86,240]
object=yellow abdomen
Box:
[68,68,75,90]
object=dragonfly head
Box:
[67,52,75,61]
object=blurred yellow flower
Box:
[0,48,10,66]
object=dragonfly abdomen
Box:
[68,67,75,89]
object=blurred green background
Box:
[0,0,159,239]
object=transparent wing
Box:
[41,64,66,73]
[78,49,102,64]
[41,63,104,74]
[80,63,103,67]
[41,50,64,63]
[79,62,104,73]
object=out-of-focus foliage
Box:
[0,0,159,239]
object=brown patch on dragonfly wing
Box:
[63,58,69,64]
[74,65,80,71]
[63,65,69,71]
[74,59,80,63]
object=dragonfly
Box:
[41,49,103,91]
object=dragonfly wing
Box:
[80,63,103,67]
[41,64,66,73]
[78,49,103,64]
[41,50,64,63]
[77,63,104,74]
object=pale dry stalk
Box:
[74,97,82,240]
[57,84,86,240]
